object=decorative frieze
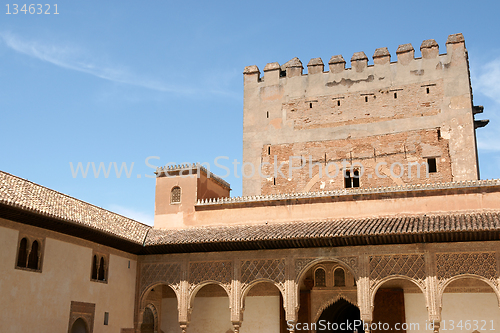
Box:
[140,263,182,296]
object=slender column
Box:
[178,259,190,332]
[284,257,299,333]
[231,260,243,333]
[425,251,441,333]
[357,254,372,333]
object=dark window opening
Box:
[17,237,28,268]
[334,268,346,287]
[309,103,313,108]
[365,96,368,103]
[394,92,398,99]
[427,158,437,173]
[279,70,286,77]
[104,312,109,325]
[171,186,181,204]
[273,178,276,186]
[91,255,98,280]
[344,170,351,188]
[352,170,360,188]
[98,257,106,281]
[268,146,271,155]
[344,170,360,188]
[315,268,326,287]
[426,87,430,94]
[266,111,269,118]
[337,100,341,106]
[27,240,39,270]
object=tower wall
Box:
[243,33,479,196]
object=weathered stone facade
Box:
[243,33,483,196]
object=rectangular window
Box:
[344,169,360,188]
[427,158,437,173]
[104,312,109,325]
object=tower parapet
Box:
[242,34,484,197]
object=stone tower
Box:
[242,33,486,196]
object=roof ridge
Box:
[0,170,152,229]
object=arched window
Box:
[91,255,98,280]
[17,237,28,268]
[314,268,326,287]
[171,186,181,204]
[27,240,39,270]
[334,267,346,287]
[98,256,106,281]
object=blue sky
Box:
[1,0,499,225]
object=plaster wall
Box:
[404,292,500,332]
[0,222,137,333]
[155,188,500,229]
[441,293,500,332]
[240,296,280,333]
[188,296,232,333]
[161,298,182,333]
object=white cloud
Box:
[0,31,206,95]
[472,57,500,105]
[108,204,154,226]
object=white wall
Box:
[0,224,137,333]
[160,295,281,333]
[188,296,232,333]
[405,292,500,332]
[240,296,280,333]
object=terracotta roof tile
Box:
[145,211,500,248]
[0,171,150,244]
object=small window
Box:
[344,169,360,188]
[98,257,106,281]
[91,255,98,280]
[16,235,43,272]
[394,92,398,99]
[426,87,430,94]
[314,268,326,287]
[171,186,181,204]
[352,170,360,188]
[337,100,341,106]
[104,312,109,325]
[334,268,346,287]
[91,253,108,283]
[344,170,352,188]
[27,240,39,270]
[266,111,269,118]
[427,158,437,173]
[17,237,28,268]
[365,96,368,103]
[268,146,271,155]
[309,103,313,108]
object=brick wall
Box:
[260,129,452,194]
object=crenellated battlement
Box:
[244,33,466,83]
[242,33,481,197]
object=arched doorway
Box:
[190,284,232,333]
[141,285,178,333]
[240,281,286,333]
[441,277,500,331]
[71,318,88,333]
[316,299,363,333]
[141,307,155,333]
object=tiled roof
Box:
[144,211,500,252]
[0,171,151,244]
[1,170,499,254]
